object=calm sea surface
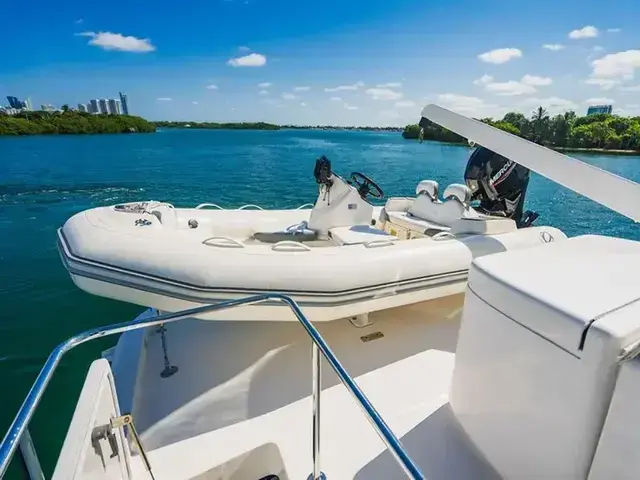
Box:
[0,128,638,476]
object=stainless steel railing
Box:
[0,294,425,479]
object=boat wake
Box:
[0,183,145,205]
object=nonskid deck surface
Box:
[119,295,498,479]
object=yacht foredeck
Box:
[117,295,497,479]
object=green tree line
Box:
[0,110,156,136]
[153,121,280,130]
[403,107,640,151]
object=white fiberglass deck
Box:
[114,296,498,479]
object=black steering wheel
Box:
[350,172,384,199]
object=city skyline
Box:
[2,92,129,115]
[0,0,639,125]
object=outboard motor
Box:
[463,146,538,227]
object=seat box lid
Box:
[469,235,640,355]
[329,225,397,245]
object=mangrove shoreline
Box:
[0,111,155,136]
[403,107,640,155]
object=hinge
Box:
[93,413,155,480]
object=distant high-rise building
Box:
[89,99,99,114]
[6,96,22,109]
[98,99,108,114]
[107,98,121,115]
[119,92,129,115]
[24,98,32,111]
[77,103,88,113]
[41,104,56,112]
[587,105,613,116]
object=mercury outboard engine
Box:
[463,146,538,227]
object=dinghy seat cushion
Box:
[329,225,397,245]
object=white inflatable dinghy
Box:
[59,157,565,322]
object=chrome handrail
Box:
[0,294,424,480]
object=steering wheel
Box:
[349,172,384,200]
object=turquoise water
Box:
[0,129,639,476]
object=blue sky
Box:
[1,0,639,125]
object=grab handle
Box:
[296,203,314,210]
[202,236,245,248]
[238,204,264,211]
[364,239,395,248]
[271,241,311,252]
[432,231,456,241]
[196,203,225,210]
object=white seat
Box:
[394,183,477,230]
[415,179,439,199]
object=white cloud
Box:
[476,74,552,96]
[365,88,403,100]
[330,97,342,102]
[543,44,565,51]
[607,28,621,33]
[206,84,218,90]
[478,48,522,64]
[437,93,499,116]
[75,18,83,24]
[324,81,365,92]
[620,84,640,92]
[294,86,311,92]
[76,31,156,52]
[590,50,640,79]
[585,78,620,90]
[192,101,199,105]
[517,97,579,114]
[258,90,268,96]
[157,97,172,101]
[617,104,640,116]
[438,93,485,107]
[593,46,605,52]
[227,53,266,67]
[395,100,416,108]
[376,82,402,88]
[521,74,553,86]
[281,93,297,100]
[258,82,272,88]
[473,74,493,85]
[238,46,250,52]
[569,26,599,39]
[344,104,358,110]
[585,97,615,104]
[485,80,537,96]
[300,102,307,107]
